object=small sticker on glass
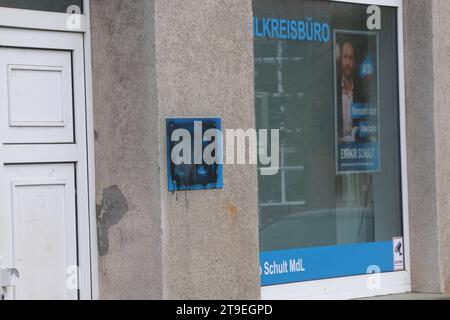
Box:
[393,237,405,271]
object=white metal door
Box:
[0,27,91,300]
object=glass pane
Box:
[254,0,404,286]
[0,0,83,13]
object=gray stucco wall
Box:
[154,0,260,300]
[431,0,450,294]
[404,0,450,294]
[90,0,163,299]
[404,0,440,294]
[91,0,260,300]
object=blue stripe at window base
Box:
[260,241,395,286]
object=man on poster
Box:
[337,40,368,144]
[335,31,380,173]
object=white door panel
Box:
[0,164,78,300]
[0,48,74,143]
[0,27,92,300]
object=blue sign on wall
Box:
[166,118,223,192]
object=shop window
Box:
[254,0,404,286]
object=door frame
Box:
[0,0,98,300]
[261,0,411,300]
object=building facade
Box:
[0,0,449,300]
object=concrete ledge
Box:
[360,293,450,300]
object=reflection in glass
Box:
[255,0,403,252]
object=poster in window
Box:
[334,30,380,174]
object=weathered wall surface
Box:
[154,0,261,299]
[404,0,450,294]
[431,0,450,294]
[91,0,260,299]
[404,0,440,294]
[90,0,163,299]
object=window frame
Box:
[260,0,411,300]
[0,3,86,32]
